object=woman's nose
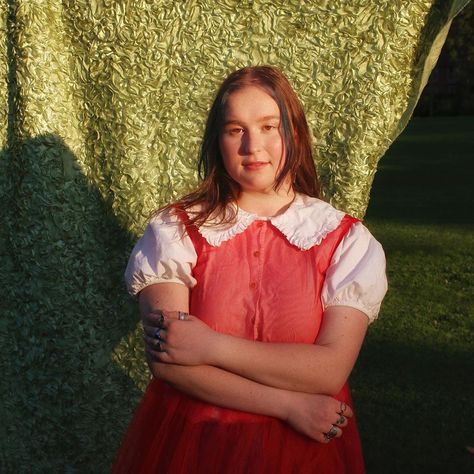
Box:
[242,130,262,154]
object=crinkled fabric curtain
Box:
[0,0,469,472]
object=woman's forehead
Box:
[223,86,280,119]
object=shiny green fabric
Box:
[0,1,469,472]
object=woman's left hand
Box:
[143,310,217,366]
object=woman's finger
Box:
[144,334,166,351]
[144,310,192,331]
[160,310,188,320]
[142,324,154,337]
[144,310,166,327]
[334,414,348,427]
[161,315,194,331]
[146,348,173,365]
[165,311,190,322]
[146,348,166,363]
[337,401,353,418]
[154,327,166,342]
[143,325,167,341]
[322,425,342,443]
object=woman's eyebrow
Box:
[223,115,280,126]
[258,115,280,122]
[222,119,242,126]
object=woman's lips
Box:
[243,161,269,171]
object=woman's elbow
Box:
[307,372,348,396]
[324,378,347,397]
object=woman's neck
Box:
[236,188,296,217]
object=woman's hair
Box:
[168,65,320,226]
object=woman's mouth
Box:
[243,161,269,171]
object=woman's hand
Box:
[143,310,218,366]
[284,392,352,443]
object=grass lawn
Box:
[353,116,474,473]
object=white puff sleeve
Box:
[321,222,388,323]
[124,210,198,296]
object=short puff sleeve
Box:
[321,222,387,323]
[124,211,197,296]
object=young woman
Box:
[112,66,387,473]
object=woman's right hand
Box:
[284,392,352,443]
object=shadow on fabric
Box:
[0,134,145,473]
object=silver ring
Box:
[338,402,347,415]
[154,328,161,340]
[324,426,338,441]
[335,415,346,425]
[178,311,187,321]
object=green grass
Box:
[352,116,474,473]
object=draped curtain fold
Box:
[0,1,469,472]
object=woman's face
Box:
[219,86,287,196]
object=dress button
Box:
[256,221,264,228]
[249,282,257,289]
[253,251,260,257]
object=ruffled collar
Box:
[194,194,345,250]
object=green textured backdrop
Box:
[0,1,470,472]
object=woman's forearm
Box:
[150,360,291,419]
[149,360,353,443]
[207,306,369,395]
[139,284,365,398]
[137,284,353,441]
[159,306,368,395]
[138,283,291,418]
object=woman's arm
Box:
[154,222,385,396]
[154,360,353,443]
[224,306,368,394]
[138,283,353,442]
[158,306,368,396]
[215,306,368,395]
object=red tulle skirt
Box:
[111,378,365,473]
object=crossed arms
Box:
[138,282,368,442]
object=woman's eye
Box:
[227,128,244,135]
[263,125,277,131]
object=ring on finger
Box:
[158,313,165,327]
[335,415,346,425]
[154,328,161,340]
[324,426,338,441]
[178,311,188,321]
[338,401,347,415]
[151,310,165,327]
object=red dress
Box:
[112,214,366,474]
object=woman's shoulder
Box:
[148,203,191,226]
[125,205,198,296]
[152,200,225,228]
[290,194,347,222]
[138,206,189,246]
[293,193,337,210]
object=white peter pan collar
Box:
[195,194,345,250]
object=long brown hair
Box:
[166,65,320,226]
